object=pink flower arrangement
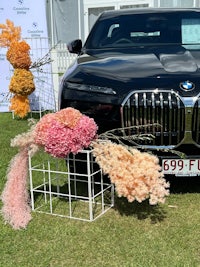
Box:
[1,107,170,230]
[34,107,98,158]
[1,108,98,229]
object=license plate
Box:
[162,159,200,176]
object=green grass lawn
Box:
[0,112,200,267]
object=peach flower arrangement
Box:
[92,141,169,205]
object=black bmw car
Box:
[59,8,200,177]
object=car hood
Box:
[78,49,199,75]
[64,46,200,97]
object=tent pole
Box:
[78,0,81,39]
[50,0,54,46]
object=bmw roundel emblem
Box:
[179,80,195,91]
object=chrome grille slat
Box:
[151,93,156,144]
[168,92,172,145]
[196,100,200,141]
[135,93,139,133]
[192,98,200,144]
[143,92,147,129]
[160,92,164,145]
[176,96,181,143]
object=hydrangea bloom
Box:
[34,113,56,146]
[55,107,82,128]
[34,108,98,158]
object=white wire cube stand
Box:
[29,150,114,222]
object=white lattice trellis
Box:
[50,43,77,110]
[27,37,56,115]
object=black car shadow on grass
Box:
[113,196,167,223]
[112,175,200,222]
[30,174,200,224]
[166,175,200,194]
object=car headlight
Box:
[66,82,116,95]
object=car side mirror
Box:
[67,39,82,54]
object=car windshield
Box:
[85,10,200,50]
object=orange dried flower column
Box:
[0,19,35,118]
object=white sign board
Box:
[0,0,53,112]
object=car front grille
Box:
[192,97,200,145]
[121,90,186,148]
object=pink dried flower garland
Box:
[1,148,32,229]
